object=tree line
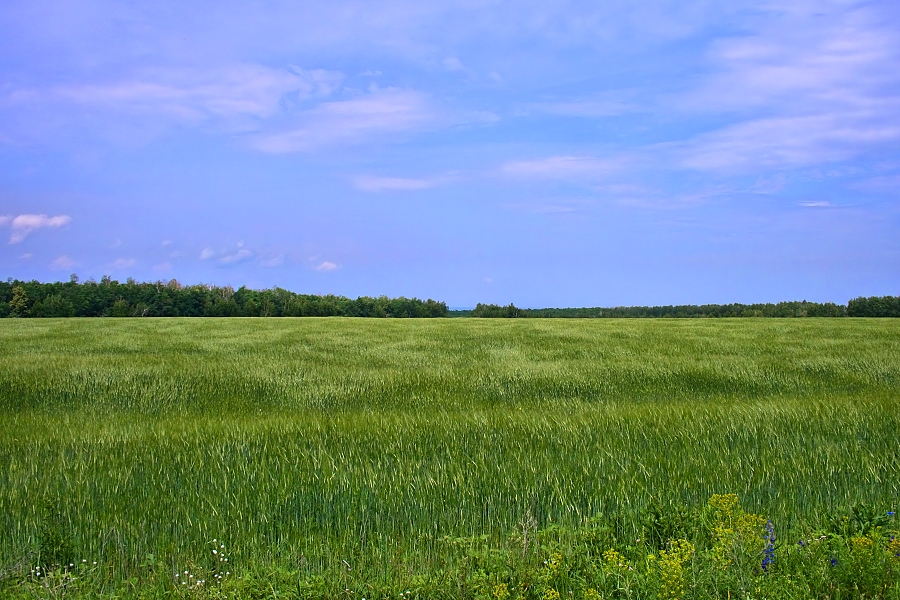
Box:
[1,276,897,318]
[462,296,900,318]
[0,276,448,318]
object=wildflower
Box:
[762,520,776,572]
[889,511,896,517]
[830,557,837,567]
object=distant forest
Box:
[0,276,448,318]
[459,297,900,318]
[0,276,897,318]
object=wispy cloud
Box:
[1,214,71,244]
[219,248,252,265]
[260,254,284,268]
[442,56,465,72]
[500,156,624,180]
[672,3,900,172]
[49,255,75,270]
[110,257,136,269]
[521,92,638,118]
[313,260,339,272]
[252,87,437,152]
[676,112,900,172]
[353,174,449,192]
[43,65,341,123]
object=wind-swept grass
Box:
[0,318,898,597]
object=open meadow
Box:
[1,318,899,598]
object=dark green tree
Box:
[31,294,76,318]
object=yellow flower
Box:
[542,588,561,600]
[492,582,510,600]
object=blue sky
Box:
[1,0,898,307]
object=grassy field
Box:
[1,318,899,598]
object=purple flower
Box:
[762,520,776,572]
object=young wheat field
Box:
[1,318,899,598]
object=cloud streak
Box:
[500,156,625,181]
[1,214,71,244]
[670,2,900,173]
[313,260,339,272]
[252,87,437,152]
[39,65,341,123]
[353,174,450,192]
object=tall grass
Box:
[0,318,898,590]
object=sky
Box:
[1,0,898,308]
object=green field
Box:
[1,318,899,598]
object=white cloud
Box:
[153,262,172,272]
[500,156,624,180]
[353,175,444,192]
[49,255,75,270]
[522,91,638,118]
[252,87,437,152]
[672,3,900,173]
[219,248,252,265]
[199,247,215,260]
[48,64,343,123]
[443,56,465,72]
[504,201,580,214]
[799,200,833,208]
[313,260,339,272]
[849,174,900,192]
[260,254,285,268]
[1,214,72,244]
[20,253,33,260]
[111,258,136,269]
[676,112,900,172]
